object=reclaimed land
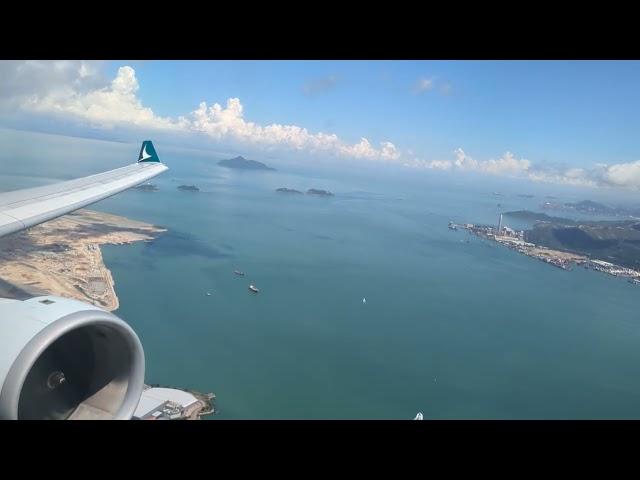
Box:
[0,209,166,311]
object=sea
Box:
[2,127,640,419]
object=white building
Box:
[133,387,200,420]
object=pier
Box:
[134,384,217,420]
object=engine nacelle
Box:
[0,293,145,420]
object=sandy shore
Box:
[0,209,166,311]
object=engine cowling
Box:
[0,294,145,420]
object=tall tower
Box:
[498,213,503,233]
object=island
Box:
[178,185,200,192]
[307,189,334,197]
[218,156,275,171]
[505,210,575,224]
[134,183,159,192]
[276,187,303,194]
[541,199,640,217]
[0,209,166,311]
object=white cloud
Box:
[413,77,434,94]
[601,160,640,188]
[23,66,177,130]
[187,99,398,161]
[450,148,530,175]
[379,141,401,161]
[0,60,104,109]
[431,149,640,190]
[6,61,640,191]
[413,77,453,96]
[14,65,401,162]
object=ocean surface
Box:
[2,128,640,419]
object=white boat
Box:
[249,285,259,293]
[362,298,366,304]
[414,412,423,420]
[206,292,212,296]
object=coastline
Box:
[453,221,640,281]
[0,209,166,311]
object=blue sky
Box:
[113,60,640,166]
[2,60,640,190]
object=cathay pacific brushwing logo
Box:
[138,141,160,163]
[140,144,152,161]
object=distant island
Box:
[542,199,640,218]
[505,210,575,224]
[178,185,200,192]
[307,189,334,197]
[518,194,535,198]
[218,156,275,171]
[276,188,303,194]
[134,183,159,192]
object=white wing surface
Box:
[0,140,167,238]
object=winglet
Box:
[138,140,161,163]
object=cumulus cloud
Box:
[450,148,530,175]
[186,99,398,161]
[22,66,177,130]
[601,161,640,188]
[414,147,640,190]
[530,161,640,189]
[6,61,640,191]
[12,64,399,161]
[0,60,104,109]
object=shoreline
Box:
[453,221,640,282]
[0,209,166,310]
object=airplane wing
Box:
[0,141,168,238]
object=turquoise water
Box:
[3,128,640,419]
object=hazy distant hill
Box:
[218,156,275,171]
[505,210,575,224]
[542,199,640,217]
[276,188,303,194]
[505,209,640,269]
[307,189,334,197]
[134,183,159,192]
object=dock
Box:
[133,384,216,420]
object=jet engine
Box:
[0,283,144,420]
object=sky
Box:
[2,60,640,191]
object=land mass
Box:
[307,188,334,197]
[134,183,159,192]
[276,187,303,194]
[542,199,640,218]
[178,185,200,192]
[504,209,640,270]
[218,156,275,171]
[0,209,166,311]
